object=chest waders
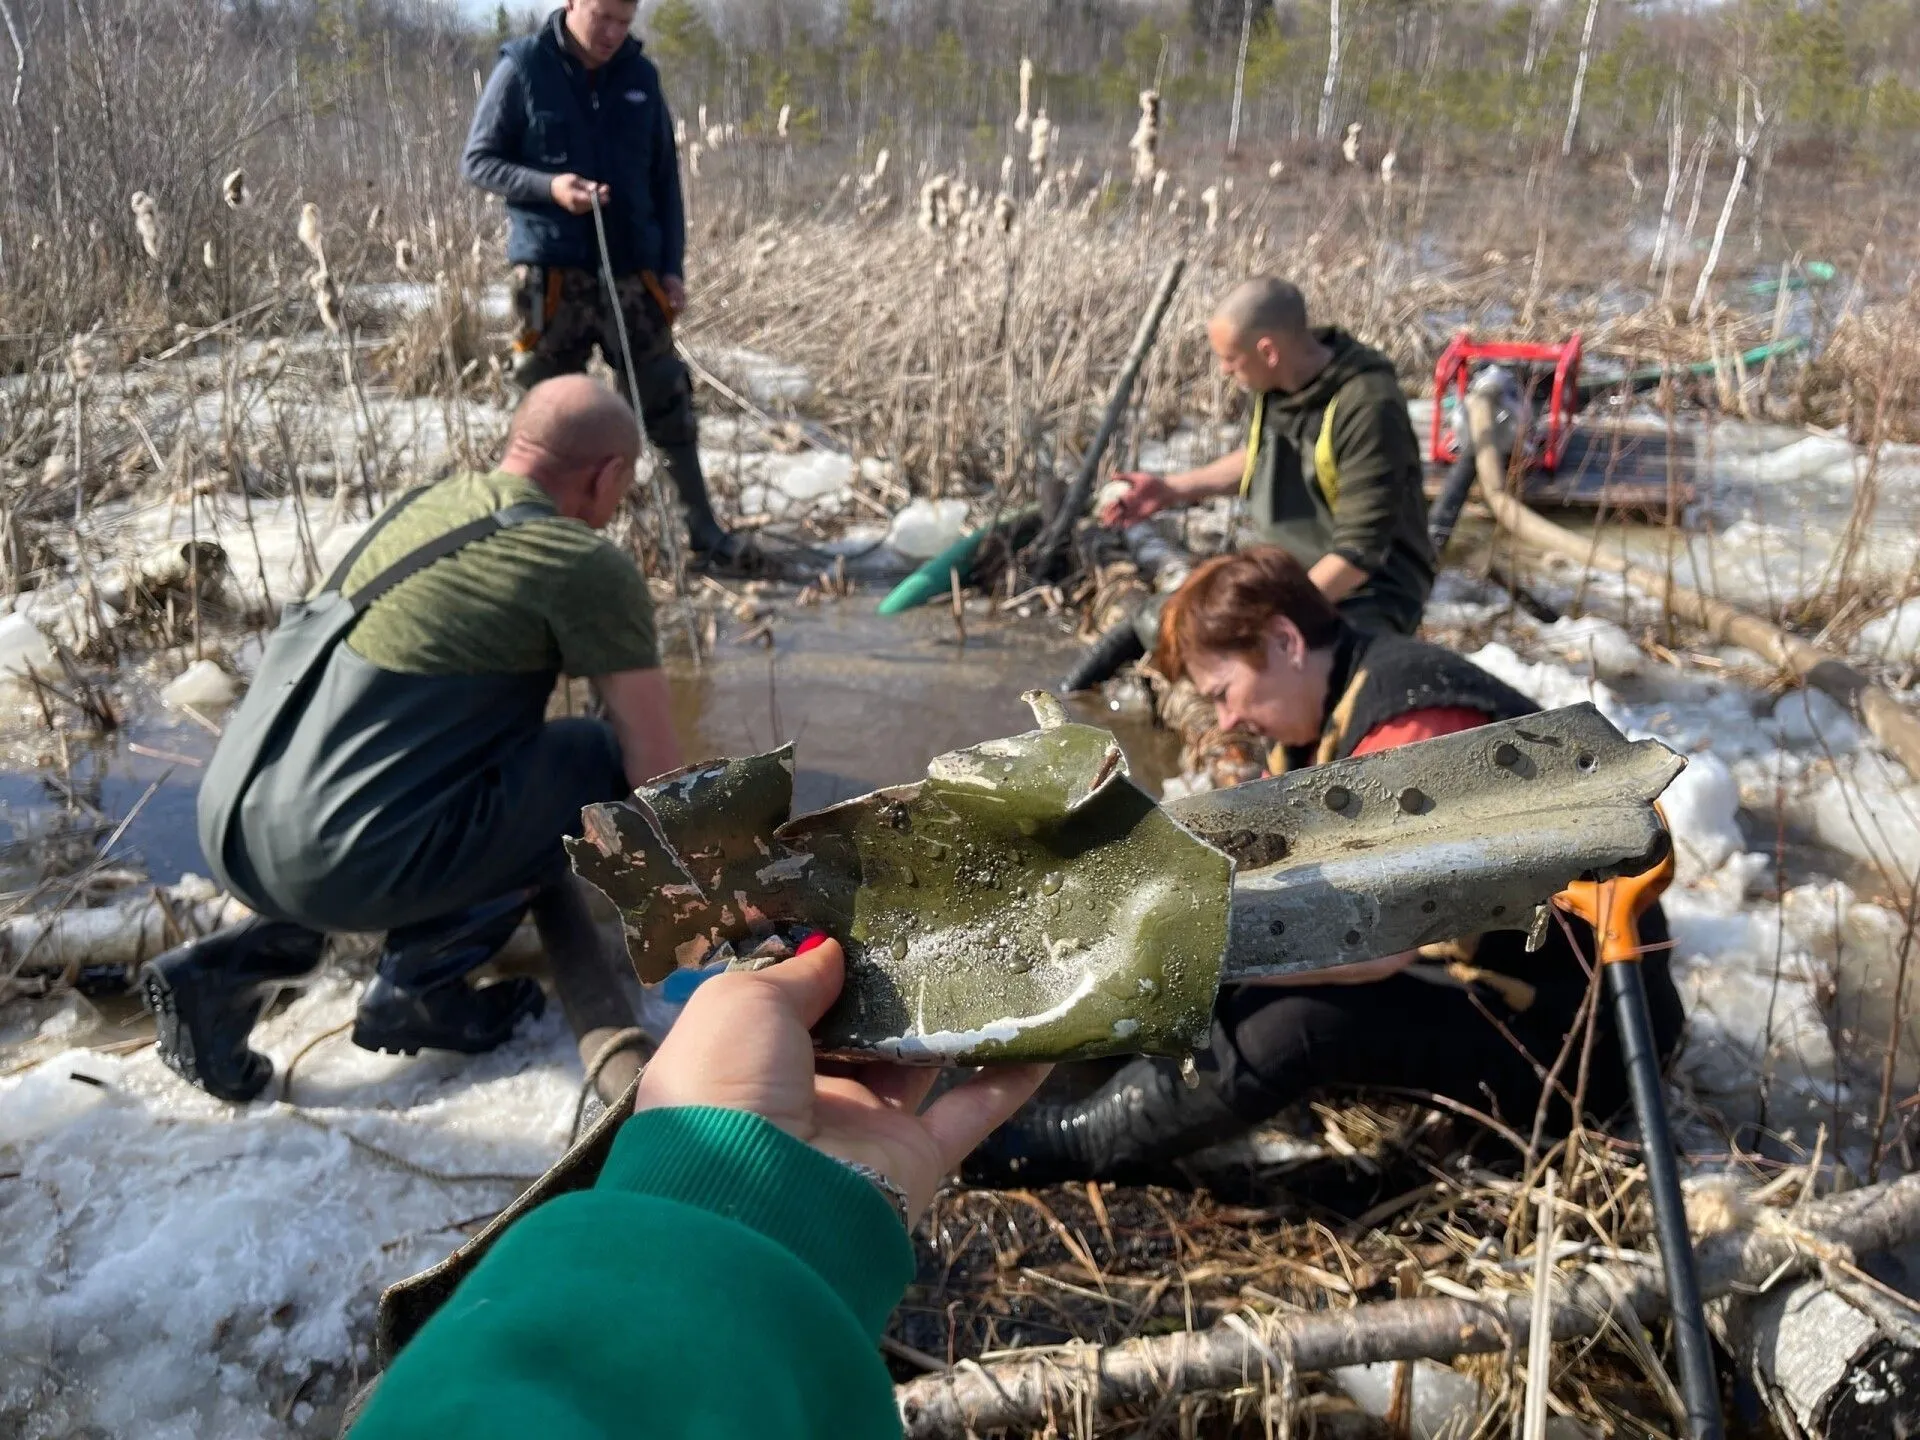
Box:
[197,491,554,925]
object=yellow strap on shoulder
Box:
[1238,394,1264,500]
[1314,395,1340,509]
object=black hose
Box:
[1606,960,1725,1440]
[1426,447,1480,557]
[1062,620,1146,693]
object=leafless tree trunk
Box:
[1691,81,1766,320]
[0,0,24,112]
[1561,0,1601,158]
[1648,106,1684,282]
[1318,0,1341,141]
[1228,0,1253,157]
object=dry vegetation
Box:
[4,1,1920,1435]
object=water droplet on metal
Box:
[1041,872,1064,896]
[889,937,909,962]
[900,865,918,888]
[1008,953,1032,973]
[1180,1055,1201,1089]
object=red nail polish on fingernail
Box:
[795,932,830,955]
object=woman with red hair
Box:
[969,547,1685,1185]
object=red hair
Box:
[1154,545,1344,681]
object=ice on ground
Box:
[1858,597,1920,666]
[160,658,240,712]
[1661,750,1746,883]
[887,498,971,559]
[697,345,814,405]
[0,611,56,683]
[1768,688,1867,753]
[1528,614,1645,680]
[0,972,582,1439]
[1464,641,1625,724]
[1803,748,1920,881]
[1719,433,1859,487]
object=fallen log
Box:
[1465,393,1920,783]
[894,1173,1920,1438]
[1024,257,1186,581]
[1,876,250,979]
[1,879,548,981]
[1716,1273,1920,1440]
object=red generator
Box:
[1428,332,1583,475]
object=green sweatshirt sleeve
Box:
[350,1107,917,1440]
[1325,377,1425,574]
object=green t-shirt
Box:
[335,471,658,677]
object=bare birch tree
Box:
[1318,0,1342,142]
[1691,78,1768,320]
[1562,0,1602,157]
[1228,0,1253,157]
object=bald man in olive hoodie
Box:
[1103,278,1434,636]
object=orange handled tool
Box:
[1554,832,1722,1440]
[1554,841,1674,966]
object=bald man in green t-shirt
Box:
[145,378,684,1103]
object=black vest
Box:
[1278,628,1541,774]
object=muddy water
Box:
[0,598,1174,900]
[666,600,1177,808]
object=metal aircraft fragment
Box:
[568,694,1681,1065]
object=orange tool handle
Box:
[1554,830,1675,966]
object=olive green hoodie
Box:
[1242,327,1434,636]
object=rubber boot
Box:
[140,919,328,1103]
[533,878,651,1105]
[351,890,545,1056]
[351,973,546,1056]
[655,440,741,567]
[963,1054,1248,1187]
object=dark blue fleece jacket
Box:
[462,11,685,278]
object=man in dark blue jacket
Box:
[464,0,742,569]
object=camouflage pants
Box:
[509,266,699,451]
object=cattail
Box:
[29,233,44,253]
[1379,150,1396,188]
[366,204,384,235]
[395,237,415,274]
[469,235,485,266]
[687,143,703,177]
[43,453,69,486]
[1267,160,1285,180]
[858,148,888,193]
[1167,185,1186,216]
[130,192,162,261]
[1201,185,1220,234]
[1342,122,1361,165]
[705,124,725,151]
[309,267,343,334]
[1152,168,1170,199]
[202,239,217,271]
[1129,91,1161,185]
[776,104,791,140]
[66,335,97,384]
[1014,56,1034,135]
[697,104,709,135]
[918,175,952,232]
[999,155,1014,189]
[222,169,247,209]
[1027,110,1053,176]
[993,193,1015,235]
[298,203,326,266]
[674,118,688,147]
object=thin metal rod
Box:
[587,190,702,666]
